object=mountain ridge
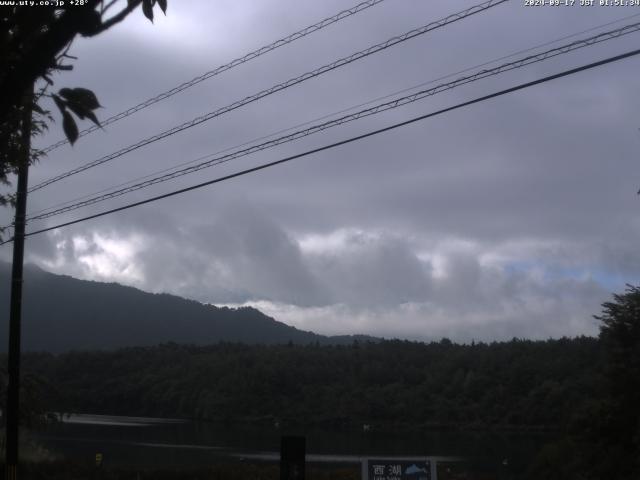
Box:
[0,261,379,352]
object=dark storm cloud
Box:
[303,230,432,307]
[155,204,329,306]
[17,202,611,340]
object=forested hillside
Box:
[17,337,602,430]
[0,262,374,351]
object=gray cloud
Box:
[16,202,613,341]
[1,0,638,341]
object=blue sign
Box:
[367,459,431,480]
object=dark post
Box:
[280,436,305,480]
[5,86,33,480]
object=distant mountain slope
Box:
[0,262,377,352]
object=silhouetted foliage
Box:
[525,285,640,480]
[589,285,640,479]
[0,0,168,215]
[12,337,602,432]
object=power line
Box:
[2,46,637,246]
[39,0,388,154]
[24,21,640,223]
[26,11,640,220]
[25,20,640,221]
[29,0,508,193]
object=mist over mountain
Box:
[0,262,377,352]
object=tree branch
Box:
[101,0,120,16]
[0,1,143,121]
[93,0,143,35]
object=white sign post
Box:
[361,458,435,480]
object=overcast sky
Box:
[2,0,639,341]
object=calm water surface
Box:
[32,414,551,473]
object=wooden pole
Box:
[5,85,33,480]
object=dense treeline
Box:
[15,337,602,431]
[3,285,638,478]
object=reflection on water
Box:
[32,414,551,474]
[59,414,186,427]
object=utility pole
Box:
[5,85,33,480]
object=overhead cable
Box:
[27,11,640,219]
[39,0,388,153]
[29,0,508,193]
[0,46,636,246]
[25,21,640,222]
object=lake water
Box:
[31,414,551,475]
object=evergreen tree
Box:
[592,285,640,479]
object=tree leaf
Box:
[65,101,87,120]
[84,110,101,128]
[52,94,66,114]
[59,87,101,110]
[142,0,154,23]
[157,0,167,14]
[62,110,79,145]
[74,88,101,109]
